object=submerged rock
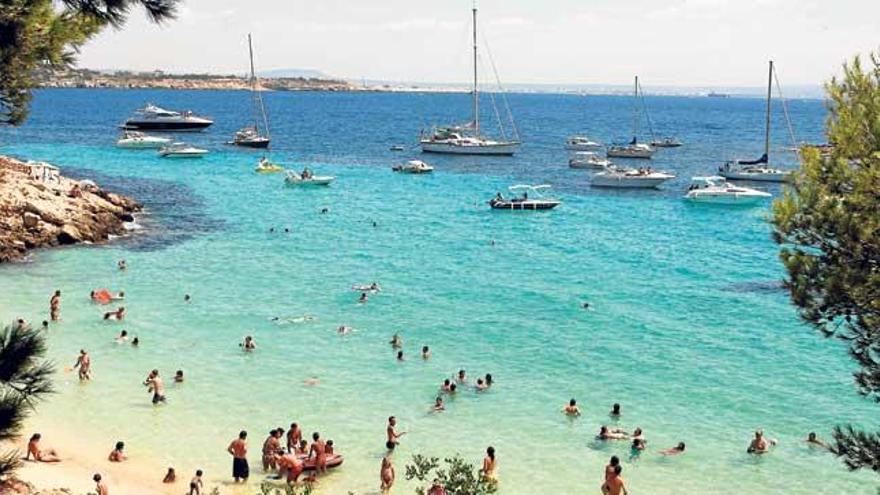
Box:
[0,155,142,262]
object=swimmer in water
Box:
[337,325,352,335]
[485,374,493,387]
[131,336,139,347]
[115,330,129,343]
[174,370,184,383]
[597,425,629,441]
[441,379,452,392]
[390,333,403,348]
[386,416,406,446]
[358,292,368,304]
[582,302,591,309]
[630,438,646,459]
[118,260,127,270]
[431,396,445,412]
[659,442,686,456]
[806,432,829,449]
[422,346,431,359]
[457,369,467,383]
[74,349,91,380]
[144,369,166,405]
[610,403,621,417]
[747,430,776,454]
[103,307,125,321]
[475,378,488,391]
[241,336,256,351]
[184,294,191,303]
[396,350,405,361]
[562,398,581,416]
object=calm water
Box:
[0,89,874,494]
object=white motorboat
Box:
[122,103,213,132]
[419,5,520,156]
[392,160,434,174]
[569,152,611,169]
[591,166,675,189]
[284,169,334,186]
[158,143,209,158]
[229,34,271,149]
[607,142,655,159]
[565,136,602,151]
[718,61,795,183]
[116,131,170,149]
[489,185,561,210]
[684,176,772,204]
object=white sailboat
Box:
[229,34,270,149]
[591,165,674,189]
[419,4,520,156]
[607,76,656,159]
[718,61,793,183]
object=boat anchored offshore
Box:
[651,137,683,148]
[158,143,209,158]
[684,176,771,205]
[122,104,213,132]
[116,131,170,149]
[229,34,271,149]
[591,166,675,189]
[392,160,434,174]
[718,61,794,183]
[606,76,656,159]
[255,157,284,173]
[565,136,602,151]
[489,184,561,210]
[569,152,611,169]
[284,167,334,186]
[419,4,520,156]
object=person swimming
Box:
[630,438,647,459]
[241,336,256,351]
[806,432,829,449]
[485,373,493,387]
[396,350,405,361]
[475,378,488,391]
[337,325,353,335]
[562,398,581,416]
[103,307,125,321]
[174,370,184,383]
[597,425,629,441]
[457,369,467,383]
[609,403,621,417]
[422,346,431,359]
[358,292,368,304]
[390,333,403,348]
[432,396,445,412]
[659,442,686,456]
[115,330,129,343]
[747,430,776,454]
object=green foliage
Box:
[0,0,179,125]
[257,480,313,495]
[772,53,880,473]
[0,324,54,477]
[405,453,498,495]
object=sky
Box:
[76,0,880,87]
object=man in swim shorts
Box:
[74,349,91,380]
[227,430,249,482]
[387,416,406,446]
[145,369,166,404]
[49,290,61,321]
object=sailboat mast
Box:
[248,34,270,138]
[633,76,639,142]
[764,60,773,159]
[472,3,479,137]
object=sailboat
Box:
[607,76,655,159]
[419,4,520,156]
[718,61,792,182]
[229,34,270,149]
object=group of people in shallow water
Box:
[15,261,841,494]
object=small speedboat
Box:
[284,170,334,186]
[389,145,406,151]
[606,142,655,159]
[489,184,561,210]
[122,103,213,132]
[116,131,171,149]
[569,152,611,169]
[565,136,602,151]
[591,166,674,189]
[651,137,683,148]
[684,176,771,204]
[255,158,283,173]
[392,160,434,174]
[158,143,209,158]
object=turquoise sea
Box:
[0,89,875,494]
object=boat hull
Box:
[285,176,335,186]
[122,121,213,132]
[718,171,790,183]
[606,148,654,159]
[591,176,670,189]
[159,152,207,159]
[489,200,560,210]
[569,160,609,170]
[231,138,270,149]
[684,193,769,205]
[116,140,169,149]
[420,141,519,156]
[565,143,602,151]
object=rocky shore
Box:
[0,156,141,263]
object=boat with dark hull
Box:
[122,104,213,132]
[229,34,271,149]
[489,185,561,210]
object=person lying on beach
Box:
[240,336,256,351]
[163,467,176,483]
[747,430,776,454]
[108,441,127,462]
[174,370,184,383]
[387,416,406,445]
[189,469,203,495]
[103,307,125,321]
[431,396,445,412]
[380,454,395,493]
[562,398,581,416]
[93,474,108,495]
[422,346,431,359]
[597,425,629,441]
[74,349,91,380]
[807,432,829,449]
[389,333,403,348]
[659,442,686,456]
[25,433,60,462]
[115,330,129,343]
